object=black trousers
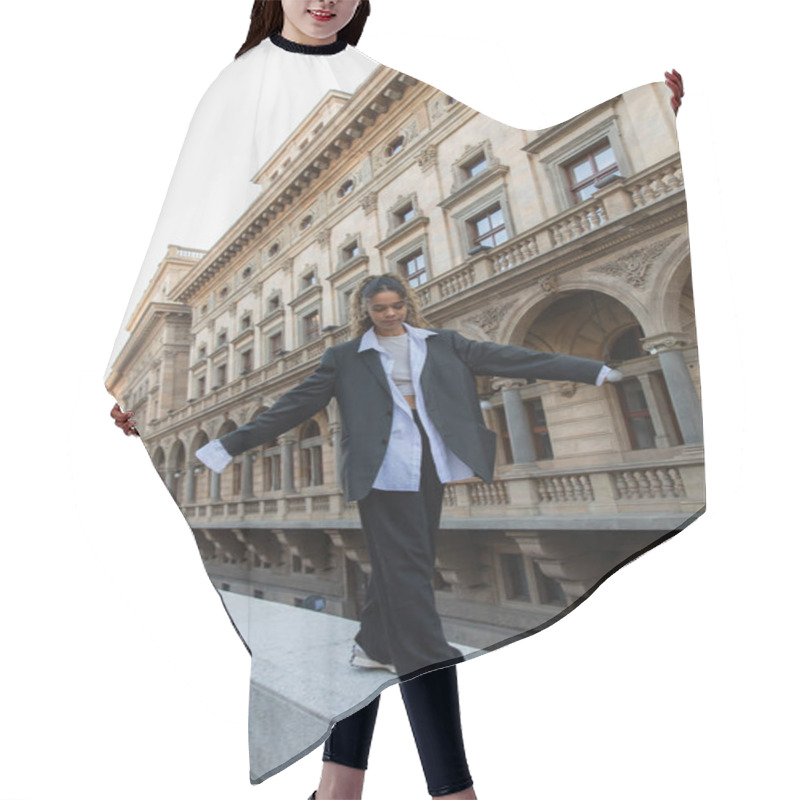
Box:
[323,412,472,796]
[322,666,473,797]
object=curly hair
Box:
[349,273,431,339]
[236,1,372,59]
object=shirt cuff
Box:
[595,365,613,386]
[195,439,233,473]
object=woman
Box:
[109,2,690,797]
[194,269,620,800]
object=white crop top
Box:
[376,333,414,395]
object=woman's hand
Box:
[110,403,139,436]
[664,69,683,115]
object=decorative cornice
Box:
[173,69,419,303]
[438,164,509,211]
[375,215,429,251]
[523,97,620,155]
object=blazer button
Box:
[381,438,388,445]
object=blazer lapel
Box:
[359,347,393,399]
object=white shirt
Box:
[359,325,475,490]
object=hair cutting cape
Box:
[106,33,704,784]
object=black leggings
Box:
[323,665,473,797]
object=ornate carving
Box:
[591,234,680,288]
[539,274,559,295]
[641,332,692,354]
[465,301,514,339]
[417,145,438,173]
[557,381,578,398]
[360,192,378,215]
[491,378,527,393]
[315,228,331,249]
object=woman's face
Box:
[366,290,408,336]
[280,0,361,46]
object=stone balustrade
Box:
[180,451,703,526]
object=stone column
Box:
[186,463,197,504]
[636,373,673,448]
[279,433,297,494]
[242,452,254,499]
[643,334,703,445]
[210,470,221,501]
[493,378,536,464]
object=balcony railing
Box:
[180,450,703,528]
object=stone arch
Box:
[644,238,694,336]
[506,288,646,362]
[151,447,166,483]
[498,274,653,352]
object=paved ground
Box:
[221,592,477,783]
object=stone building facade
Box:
[106,66,703,648]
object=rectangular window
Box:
[301,271,317,290]
[303,310,321,343]
[500,553,531,601]
[342,240,360,261]
[394,202,416,227]
[564,140,621,203]
[617,377,657,450]
[340,287,355,323]
[462,152,488,179]
[215,363,227,387]
[197,375,206,398]
[269,331,284,360]
[241,314,251,331]
[399,249,428,288]
[526,397,554,460]
[240,349,253,374]
[232,462,242,495]
[468,204,508,249]
[262,453,281,491]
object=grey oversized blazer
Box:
[220,329,605,502]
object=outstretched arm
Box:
[449,331,613,385]
[196,348,338,472]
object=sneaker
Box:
[349,644,397,674]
